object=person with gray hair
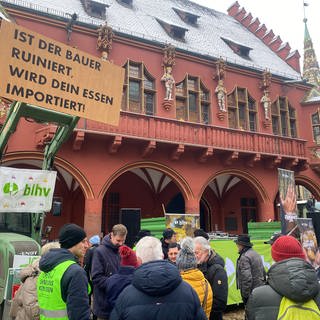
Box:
[194,236,228,320]
[110,236,207,320]
[176,237,213,319]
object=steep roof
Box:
[2,0,301,80]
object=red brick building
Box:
[0,0,320,239]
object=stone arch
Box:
[295,174,320,199]
[199,168,269,202]
[98,160,193,201]
[2,151,94,199]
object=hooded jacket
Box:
[91,235,120,318]
[247,258,320,320]
[198,250,228,314]
[9,259,40,320]
[180,268,213,319]
[106,266,135,311]
[38,248,90,320]
[110,260,207,320]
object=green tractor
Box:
[0,101,79,319]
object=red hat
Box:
[271,235,306,262]
[119,245,140,267]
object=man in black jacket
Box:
[194,236,228,320]
[91,224,127,320]
[37,223,90,320]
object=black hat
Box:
[234,234,253,247]
[59,223,86,249]
[163,228,176,240]
[135,230,152,242]
[194,228,209,240]
[264,232,282,245]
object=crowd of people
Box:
[8,224,320,320]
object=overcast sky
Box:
[192,0,320,68]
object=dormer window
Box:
[117,0,133,7]
[81,0,109,19]
[81,0,108,19]
[221,37,252,59]
[157,19,188,41]
[173,8,200,26]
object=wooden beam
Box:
[109,135,122,154]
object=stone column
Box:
[84,198,103,236]
[259,201,275,222]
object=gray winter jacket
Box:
[246,258,320,320]
[236,247,265,302]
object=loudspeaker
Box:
[120,208,141,248]
[52,200,62,216]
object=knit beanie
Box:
[59,223,87,249]
[176,237,197,271]
[119,245,140,267]
[89,235,100,245]
[271,235,306,262]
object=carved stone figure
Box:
[161,66,175,100]
[97,23,114,60]
[215,80,227,111]
[261,91,271,120]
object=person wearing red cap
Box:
[106,245,140,314]
[246,235,320,320]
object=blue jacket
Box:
[110,260,207,320]
[91,235,120,318]
[38,248,90,320]
[106,266,135,310]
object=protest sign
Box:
[0,20,124,125]
[278,168,298,235]
[165,213,200,241]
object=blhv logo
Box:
[2,182,51,197]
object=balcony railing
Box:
[78,112,307,159]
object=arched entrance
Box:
[100,163,192,245]
[200,170,268,234]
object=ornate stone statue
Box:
[215,80,227,111]
[161,66,175,100]
[161,44,176,103]
[97,22,114,60]
[261,91,271,120]
[260,70,272,122]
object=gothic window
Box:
[122,61,156,115]
[227,87,257,131]
[175,75,210,124]
[271,97,297,138]
[312,110,320,144]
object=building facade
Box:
[0,0,320,240]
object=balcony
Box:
[75,111,307,166]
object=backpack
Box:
[277,296,320,320]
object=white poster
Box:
[0,166,57,212]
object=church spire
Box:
[302,2,320,88]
